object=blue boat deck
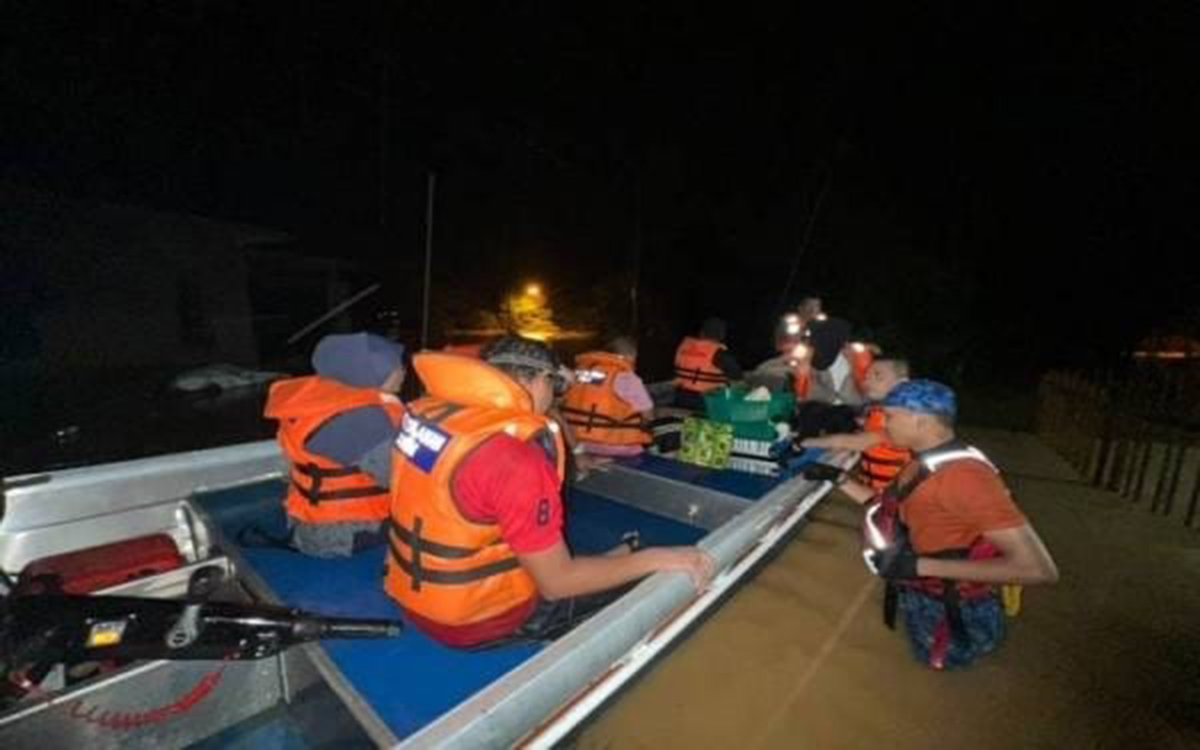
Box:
[194,450,819,742]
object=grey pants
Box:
[289,519,386,558]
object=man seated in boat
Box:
[800,358,914,490]
[832,380,1058,669]
[264,332,407,557]
[768,296,825,351]
[744,311,812,393]
[802,317,865,406]
[673,317,744,412]
[384,335,714,648]
[796,295,824,330]
[843,339,880,396]
[747,312,865,399]
[560,336,655,469]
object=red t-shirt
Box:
[405,433,563,646]
[899,459,1027,554]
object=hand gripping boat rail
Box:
[0,430,854,747]
[393,450,856,748]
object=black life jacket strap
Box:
[884,581,899,630]
[387,517,482,559]
[292,477,388,505]
[294,463,362,479]
[386,517,517,591]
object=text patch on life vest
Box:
[574,368,608,385]
[396,414,451,474]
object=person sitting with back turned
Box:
[561,336,655,460]
[264,332,407,557]
[829,380,1058,669]
[673,317,743,412]
[384,336,714,648]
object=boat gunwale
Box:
[397,449,855,749]
[0,401,856,747]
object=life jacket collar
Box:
[413,352,533,412]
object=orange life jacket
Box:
[384,353,566,628]
[673,337,729,393]
[442,342,485,358]
[560,351,651,446]
[857,405,913,490]
[846,344,874,394]
[791,366,812,400]
[264,376,406,525]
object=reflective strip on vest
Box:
[921,447,996,473]
[574,368,608,385]
[863,502,890,552]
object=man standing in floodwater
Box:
[827,380,1058,669]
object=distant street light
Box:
[525,282,543,298]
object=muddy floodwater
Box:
[577,428,1200,749]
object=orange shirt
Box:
[899,460,1026,554]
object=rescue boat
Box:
[0,385,851,749]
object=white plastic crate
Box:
[731,437,779,458]
[727,455,781,476]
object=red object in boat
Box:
[20,534,185,594]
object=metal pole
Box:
[286,284,381,345]
[421,172,437,350]
[630,177,642,337]
[378,64,389,228]
[776,163,834,315]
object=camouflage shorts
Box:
[897,588,1005,670]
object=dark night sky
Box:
[3,3,1197,384]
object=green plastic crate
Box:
[703,387,795,441]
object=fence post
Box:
[1162,432,1187,519]
[1185,458,1200,530]
[1107,417,1129,493]
[1039,364,1197,531]
[1130,420,1154,503]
